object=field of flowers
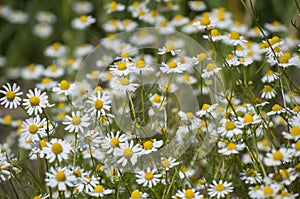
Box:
[0,0,300,198]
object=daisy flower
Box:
[21,64,44,80]
[45,167,76,191]
[188,1,207,12]
[20,115,47,141]
[44,42,67,58]
[132,59,153,74]
[160,60,185,74]
[240,168,263,184]
[0,153,11,182]
[178,111,200,128]
[201,63,221,78]
[36,77,57,91]
[207,180,233,199]
[282,126,300,141]
[203,28,224,42]
[267,104,286,116]
[74,44,93,57]
[141,139,163,154]
[218,141,245,155]
[106,1,125,14]
[193,15,213,31]
[23,88,50,115]
[77,130,102,152]
[44,64,64,78]
[170,15,189,27]
[261,85,277,99]
[275,189,299,199]
[63,111,90,133]
[114,140,142,166]
[101,131,128,154]
[52,80,76,96]
[86,90,111,117]
[217,119,243,139]
[196,103,218,117]
[158,43,181,56]
[135,167,161,188]
[75,172,100,194]
[71,15,95,30]
[264,21,287,33]
[29,139,48,160]
[110,61,134,76]
[87,184,113,197]
[43,138,72,163]
[36,11,56,24]
[33,23,53,38]
[72,1,94,14]
[222,31,247,46]
[0,82,23,109]
[264,148,294,166]
[261,70,279,83]
[160,157,179,170]
[174,188,203,199]
[260,184,281,198]
[130,189,149,199]
[111,77,139,93]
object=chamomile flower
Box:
[23,88,50,115]
[207,180,233,199]
[43,138,72,163]
[44,64,64,78]
[52,80,76,96]
[196,103,218,117]
[106,1,125,14]
[158,43,181,56]
[101,131,128,154]
[86,90,111,117]
[0,153,11,182]
[130,189,149,199]
[240,168,263,184]
[282,126,300,140]
[20,115,47,141]
[63,111,90,133]
[141,139,163,154]
[193,15,213,31]
[222,31,247,46]
[77,130,102,152]
[71,15,95,30]
[261,85,277,99]
[132,59,153,74]
[21,64,44,80]
[275,189,299,199]
[264,148,294,166]
[160,157,179,170]
[88,184,113,197]
[178,111,200,128]
[74,44,93,57]
[261,70,279,83]
[44,42,67,58]
[170,15,189,27]
[72,1,94,14]
[218,119,243,139]
[135,167,161,188]
[36,11,56,24]
[111,77,139,93]
[0,82,23,109]
[29,139,48,159]
[201,63,221,78]
[33,23,53,38]
[267,104,286,116]
[260,184,281,198]
[160,60,185,73]
[264,21,287,33]
[45,167,76,191]
[218,141,245,155]
[114,140,142,166]
[110,61,134,76]
[203,28,224,42]
[174,188,203,199]
[188,1,207,12]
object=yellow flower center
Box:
[135,60,145,68]
[263,85,273,93]
[165,43,174,51]
[49,65,57,72]
[39,139,47,149]
[262,139,269,147]
[161,158,170,168]
[280,169,290,178]
[215,184,225,191]
[119,77,130,86]
[291,126,300,137]
[270,36,280,45]
[28,124,38,134]
[3,115,12,125]
[84,136,93,144]
[144,172,154,180]
[153,95,161,103]
[272,104,282,111]
[243,114,253,123]
[246,169,256,177]
[94,99,103,109]
[33,196,42,199]
[263,186,273,195]
[94,185,104,193]
[280,53,291,63]
[225,121,235,130]
[227,54,234,60]
[273,150,283,161]
[295,141,300,150]
[55,171,66,182]
[52,43,60,51]
[186,112,195,119]
[42,77,50,84]
[72,116,81,125]
[229,31,240,40]
[281,191,290,197]
[131,190,142,199]
[73,170,81,177]
[197,53,207,61]
[206,63,216,71]
[121,52,129,59]
[143,141,153,150]
[185,189,195,198]
[183,74,190,82]
[6,91,16,100]
[80,15,88,22]
[200,16,210,26]
[109,1,117,10]
[174,15,183,21]
[52,142,63,154]
[110,138,119,147]
[267,70,274,76]
[117,62,127,70]
[227,142,236,150]
[60,80,70,90]
[168,61,177,68]
[211,29,220,37]
[29,96,40,106]
[123,148,133,158]
[28,64,35,72]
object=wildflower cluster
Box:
[0,0,300,199]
